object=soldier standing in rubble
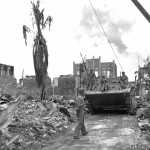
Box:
[120,71,128,89]
[88,69,96,91]
[74,88,88,139]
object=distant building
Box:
[0,63,14,77]
[19,75,51,88]
[59,74,74,78]
[0,63,16,92]
[73,56,117,78]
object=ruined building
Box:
[73,56,117,78]
[19,75,51,89]
[0,63,16,93]
[0,63,14,77]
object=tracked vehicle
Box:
[82,0,150,115]
[85,79,136,115]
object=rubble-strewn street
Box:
[0,93,78,150]
[1,84,150,150]
[43,112,150,150]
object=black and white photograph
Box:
[0,0,150,149]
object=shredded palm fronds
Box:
[23,0,52,88]
[23,25,31,45]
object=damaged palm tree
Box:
[23,0,52,103]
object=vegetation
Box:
[23,0,52,89]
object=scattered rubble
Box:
[0,91,82,150]
[134,89,150,141]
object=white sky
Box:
[0,0,150,81]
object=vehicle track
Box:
[43,111,150,150]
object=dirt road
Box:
[43,112,150,150]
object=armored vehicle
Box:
[83,0,150,115]
[85,78,136,115]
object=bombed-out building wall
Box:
[0,63,16,93]
[0,64,14,77]
[73,56,117,78]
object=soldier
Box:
[100,75,108,91]
[93,77,101,91]
[88,69,96,91]
[120,71,128,89]
[74,88,88,139]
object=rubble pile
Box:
[0,76,17,95]
[135,91,150,133]
[0,94,77,150]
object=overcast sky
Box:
[0,0,150,81]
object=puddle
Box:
[123,117,128,120]
[91,124,107,130]
[123,116,134,121]
[71,123,107,131]
[101,137,120,146]
[71,127,75,131]
[118,128,134,135]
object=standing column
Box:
[105,66,107,78]
[75,76,78,99]
[98,56,101,77]
[0,65,2,77]
[7,66,10,76]
[87,59,89,71]
[73,61,76,76]
[1,65,4,77]
[93,56,95,70]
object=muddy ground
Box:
[43,111,150,150]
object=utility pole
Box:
[79,63,82,88]
[131,0,150,24]
[52,79,55,98]
[138,55,140,69]
[21,69,24,87]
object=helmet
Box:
[78,88,85,95]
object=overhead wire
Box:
[88,0,124,72]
